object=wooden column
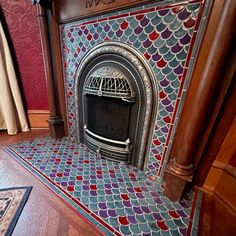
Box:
[32,0,65,138]
[164,0,236,201]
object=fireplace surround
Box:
[74,42,158,169]
[32,0,235,201]
[58,0,211,180]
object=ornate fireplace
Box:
[32,0,232,202]
[75,42,158,169]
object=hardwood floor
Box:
[0,130,102,236]
[0,129,48,147]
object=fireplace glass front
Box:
[86,94,131,141]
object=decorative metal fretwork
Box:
[83,67,134,100]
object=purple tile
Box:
[123,200,132,207]
[99,210,109,218]
[128,215,138,224]
[153,212,163,221]
[133,206,143,214]
[108,209,117,217]
[98,202,107,209]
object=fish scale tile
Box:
[60,0,209,191]
[6,136,201,235]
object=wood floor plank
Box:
[0,130,102,236]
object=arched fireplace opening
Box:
[75,42,158,170]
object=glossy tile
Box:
[5,136,201,235]
[60,0,209,178]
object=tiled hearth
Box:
[5,136,201,235]
[60,0,211,177]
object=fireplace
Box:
[33,0,220,202]
[56,0,212,177]
[74,42,158,169]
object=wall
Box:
[0,0,49,127]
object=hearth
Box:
[74,42,158,169]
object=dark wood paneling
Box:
[53,0,157,22]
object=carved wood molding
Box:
[85,0,115,8]
[52,0,155,22]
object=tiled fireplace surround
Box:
[60,0,211,178]
[5,0,235,234]
[5,0,215,235]
[0,0,218,236]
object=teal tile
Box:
[173,219,186,228]
[139,222,152,233]
[108,217,119,227]
[120,225,132,235]
[163,11,176,24]
[130,223,142,234]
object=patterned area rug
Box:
[0,186,32,236]
[4,137,201,235]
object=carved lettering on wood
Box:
[85,0,115,8]
[54,0,151,21]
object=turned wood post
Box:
[32,0,65,138]
[164,0,236,201]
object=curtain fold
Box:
[0,20,29,135]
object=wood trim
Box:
[53,0,158,23]
[33,2,65,138]
[213,161,236,179]
[193,74,236,186]
[35,3,58,117]
[163,0,236,201]
[199,109,236,218]
[202,115,236,189]
[202,167,223,192]
[49,6,68,135]
[27,110,50,129]
[202,166,236,213]
[213,115,236,165]
[214,172,236,213]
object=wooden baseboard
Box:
[27,110,49,129]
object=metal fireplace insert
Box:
[75,42,158,169]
